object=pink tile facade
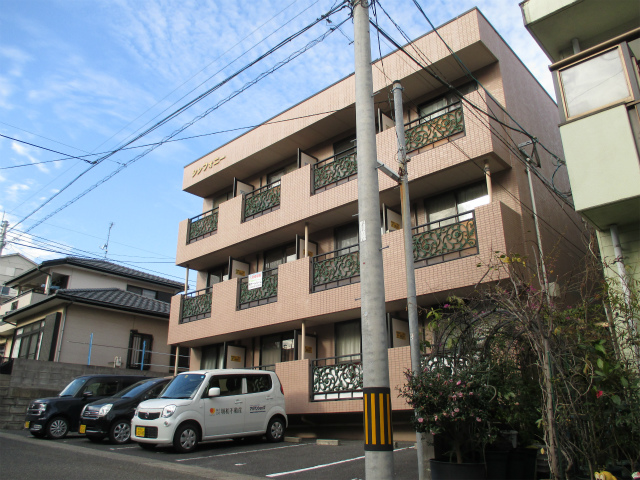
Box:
[169,10,584,416]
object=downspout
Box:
[610,225,638,338]
[54,304,69,362]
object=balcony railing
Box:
[311,245,360,293]
[311,354,363,401]
[244,182,281,221]
[404,102,464,152]
[187,208,218,243]
[412,210,478,267]
[238,267,278,309]
[312,146,357,193]
[180,287,212,324]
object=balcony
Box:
[180,287,212,324]
[238,268,278,309]
[311,354,363,401]
[412,211,479,267]
[187,208,218,244]
[404,102,464,153]
[244,182,281,221]
[312,245,360,293]
[312,147,357,194]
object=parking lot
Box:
[1,429,419,479]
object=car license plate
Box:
[136,426,145,437]
[24,421,30,429]
[79,424,86,434]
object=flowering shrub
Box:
[401,357,499,464]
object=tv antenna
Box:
[99,222,114,258]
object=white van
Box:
[131,369,287,453]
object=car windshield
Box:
[113,379,154,399]
[160,374,205,399]
[58,378,87,397]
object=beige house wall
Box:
[58,305,170,372]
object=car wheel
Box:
[138,442,156,450]
[46,417,69,439]
[87,435,104,443]
[266,417,285,443]
[173,423,198,453]
[109,420,131,444]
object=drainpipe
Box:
[184,265,190,293]
[300,320,306,361]
[484,161,492,203]
[54,304,69,362]
[304,223,309,258]
[174,345,180,376]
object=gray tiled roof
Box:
[55,288,171,316]
[39,257,182,289]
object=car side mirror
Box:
[82,391,93,398]
[208,387,221,398]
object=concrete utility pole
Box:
[392,80,429,480]
[0,220,8,256]
[352,2,394,478]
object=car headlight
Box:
[98,404,113,417]
[161,405,177,418]
[134,406,140,417]
[31,403,47,415]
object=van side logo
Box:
[249,405,266,413]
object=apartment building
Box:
[168,8,584,419]
[521,0,640,312]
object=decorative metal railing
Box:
[187,208,218,243]
[412,211,478,266]
[180,287,212,323]
[311,245,360,292]
[312,147,357,193]
[244,182,281,220]
[312,354,363,400]
[404,102,464,152]
[238,268,278,309]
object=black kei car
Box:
[80,377,170,444]
[25,374,148,439]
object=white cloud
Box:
[0,76,14,109]
[11,141,49,173]
[5,183,30,202]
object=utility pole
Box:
[0,220,8,256]
[353,2,394,478]
[392,80,429,480]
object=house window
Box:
[207,265,229,286]
[558,47,633,118]
[263,243,296,270]
[418,83,475,120]
[201,343,225,370]
[127,330,153,370]
[335,222,359,252]
[126,285,172,303]
[335,320,361,361]
[260,332,295,366]
[0,286,11,296]
[213,190,233,209]
[12,321,45,360]
[10,301,18,311]
[425,182,489,226]
[50,274,69,292]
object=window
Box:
[246,374,272,393]
[425,182,489,226]
[84,379,120,397]
[127,330,153,370]
[335,320,361,361]
[334,136,356,159]
[263,243,296,270]
[201,343,224,369]
[12,321,45,360]
[559,47,632,118]
[10,301,18,311]
[208,375,243,396]
[335,222,359,252]
[267,163,296,186]
[0,286,11,296]
[49,274,69,292]
[418,83,475,121]
[261,332,295,366]
[207,265,229,287]
[126,285,172,303]
[213,190,233,209]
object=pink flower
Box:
[444,304,450,308]
[456,380,462,385]
[476,417,482,422]
[434,415,438,421]
[469,392,474,396]
[596,390,603,399]
[454,408,459,413]
[418,417,424,423]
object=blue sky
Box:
[0,0,553,290]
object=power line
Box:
[8,3,349,234]
[0,134,93,164]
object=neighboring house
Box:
[0,257,184,372]
[521,0,640,306]
[168,8,585,421]
[0,253,37,304]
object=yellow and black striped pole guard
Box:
[363,387,393,451]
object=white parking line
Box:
[265,446,414,477]
[175,443,305,462]
[109,446,140,451]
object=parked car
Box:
[24,374,149,439]
[80,377,171,444]
[131,369,287,453]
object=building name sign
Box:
[192,156,226,178]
